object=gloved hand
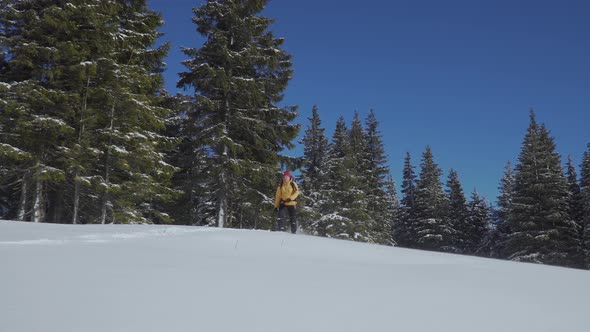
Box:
[274,207,279,212]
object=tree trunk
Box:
[100,200,108,224]
[72,180,80,224]
[239,207,243,229]
[189,162,197,226]
[32,175,45,223]
[17,173,28,221]
[73,76,90,225]
[217,172,227,228]
[217,113,229,228]
[100,103,115,225]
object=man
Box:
[274,171,299,233]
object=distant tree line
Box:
[1,1,588,269]
[299,107,590,269]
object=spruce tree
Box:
[89,1,177,225]
[466,190,491,255]
[504,112,578,267]
[497,162,515,225]
[0,1,79,222]
[394,152,417,247]
[363,110,395,244]
[162,93,208,226]
[384,174,401,244]
[566,156,584,224]
[319,116,351,238]
[580,144,590,268]
[446,169,469,252]
[565,155,585,267]
[349,112,367,175]
[301,105,329,197]
[413,146,454,252]
[318,115,367,241]
[494,161,515,258]
[299,105,329,234]
[177,0,299,228]
[0,80,32,220]
[344,112,371,242]
[0,1,176,224]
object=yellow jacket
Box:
[275,180,299,208]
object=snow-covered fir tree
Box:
[413,146,455,252]
[497,161,515,224]
[0,0,176,224]
[394,152,417,247]
[566,156,584,226]
[301,105,329,197]
[0,1,78,222]
[318,116,351,238]
[299,105,329,233]
[363,110,396,244]
[384,173,401,244]
[445,169,469,252]
[320,115,371,241]
[90,1,177,225]
[348,112,368,176]
[565,155,585,267]
[492,161,515,258]
[0,80,30,219]
[345,112,374,242]
[160,93,208,226]
[580,144,590,268]
[466,190,491,255]
[385,174,400,209]
[317,112,396,244]
[177,0,299,228]
[503,112,579,267]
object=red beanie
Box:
[283,171,291,178]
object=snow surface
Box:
[0,220,588,332]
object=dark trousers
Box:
[277,205,297,234]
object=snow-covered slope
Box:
[1,220,588,332]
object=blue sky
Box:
[148,0,590,203]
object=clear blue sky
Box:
[148,0,590,204]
